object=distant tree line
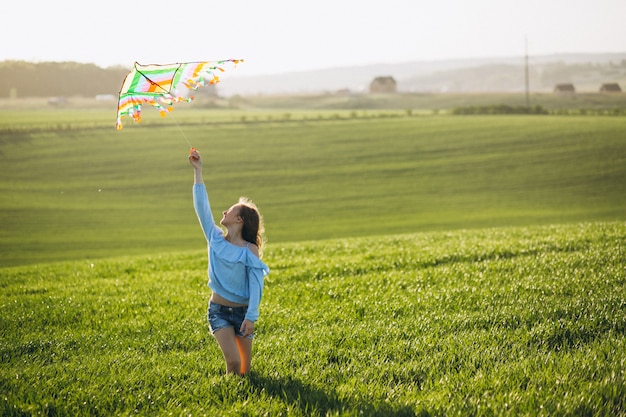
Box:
[451,105,550,115]
[451,104,626,116]
[0,61,129,98]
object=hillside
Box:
[221,52,626,95]
[1,53,624,98]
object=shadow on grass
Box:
[248,373,418,416]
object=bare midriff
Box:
[211,292,248,307]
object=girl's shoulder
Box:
[246,242,260,258]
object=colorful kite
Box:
[116,60,243,130]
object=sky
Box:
[3,0,625,77]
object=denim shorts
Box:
[208,301,253,339]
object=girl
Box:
[189,149,270,375]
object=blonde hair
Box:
[237,197,266,257]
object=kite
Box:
[116,60,243,130]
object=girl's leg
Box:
[235,336,253,375]
[213,328,242,374]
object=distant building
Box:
[47,97,67,106]
[193,84,219,98]
[554,83,575,94]
[600,83,622,93]
[370,76,397,94]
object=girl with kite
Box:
[189,149,269,376]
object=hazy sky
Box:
[3,0,625,76]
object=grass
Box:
[1,222,624,416]
[1,101,625,415]
[1,109,625,266]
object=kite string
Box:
[169,114,193,150]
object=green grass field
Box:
[1,108,625,266]
[1,103,625,415]
[1,222,624,415]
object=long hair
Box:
[237,197,265,257]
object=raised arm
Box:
[190,149,215,241]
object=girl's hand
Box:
[188,148,202,168]
[240,319,254,338]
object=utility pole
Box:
[525,37,530,107]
